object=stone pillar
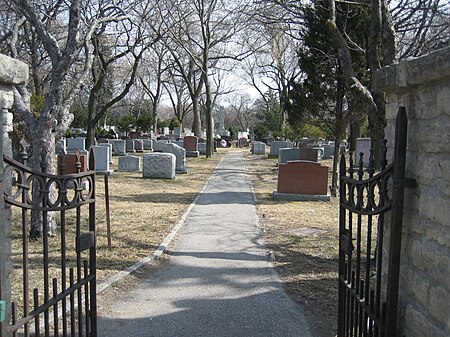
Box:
[373,47,450,337]
[0,53,29,333]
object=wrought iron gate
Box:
[338,107,415,337]
[1,146,97,337]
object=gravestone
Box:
[269,141,293,158]
[133,139,144,153]
[252,142,266,155]
[278,148,301,164]
[273,160,330,201]
[198,142,207,155]
[163,127,170,135]
[98,143,113,164]
[58,153,88,174]
[355,138,371,166]
[173,140,184,148]
[143,153,176,179]
[108,139,126,156]
[173,127,182,137]
[163,143,187,173]
[90,145,112,175]
[141,139,153,151]
[322,144,335,159]
[67,137,88,155]
[118,155,141,172]
[154,140,170,152]
[126,139,136,153]
[184,136,199,157]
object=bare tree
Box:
[9,0,128,238]
[156,0,251,157]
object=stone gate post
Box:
[0,53,29,335]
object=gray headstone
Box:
[269,141,293,157]
[118,155,141,172]
[126,139,136,153]
[163,143,187,173]
[198,142,207,155]
[141,139,153,151]
[153,140,170,152]
[278,148,301,164]
[67,137,87,155]
[143,153,176,179]
[133,139,144,152]
[98,143,113,163]
[251,141,266,155]
[321,144,335,159]
[172,140,184,148]
[108,139,126,156]
[90,145,112,174]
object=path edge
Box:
[96,156,225,294]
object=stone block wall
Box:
[0,53,29,334]
[373,47,450,337]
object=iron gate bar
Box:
[337,107,416,337]
[3,147,97,337]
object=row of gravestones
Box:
[57,135,210,179]
[249,139,371,201]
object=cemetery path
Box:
[97,151,312,337]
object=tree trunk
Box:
[30,119,57,239]
[192,98,202,137]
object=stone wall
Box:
[373,47,450,337]
[0,53,29,333]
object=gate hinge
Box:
[393,178,417,188]
[0,300,6,322]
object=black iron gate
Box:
[1,146,97,337]
[338,107,415,337]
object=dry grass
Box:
[244,152,339,337]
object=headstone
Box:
[173,140,184,148]
[355,138,371,166]
[163,127,170,135]
[184,136,198,151]
[278,148,301,164]
[108,139,126,156]
[198,142,207,155]
[126,139,136,153]
[143,153,176,179]
[90,145,112,175]
[58,153,88,174]
[97,138,109,143]
[133,139,144,153]
[66,137,88,155]
[273,160,330,201]
[141,139,153,151]
[252,141,266,155]
[153,140,170,152]
[173,127,182,136]
[163,143,187,173]
[269,141,293,158]
[98,143,113,164]
[321,144,335,159]
[118,155,141,172]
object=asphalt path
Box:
[97,151,312,337]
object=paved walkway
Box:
[97,151,312,337]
